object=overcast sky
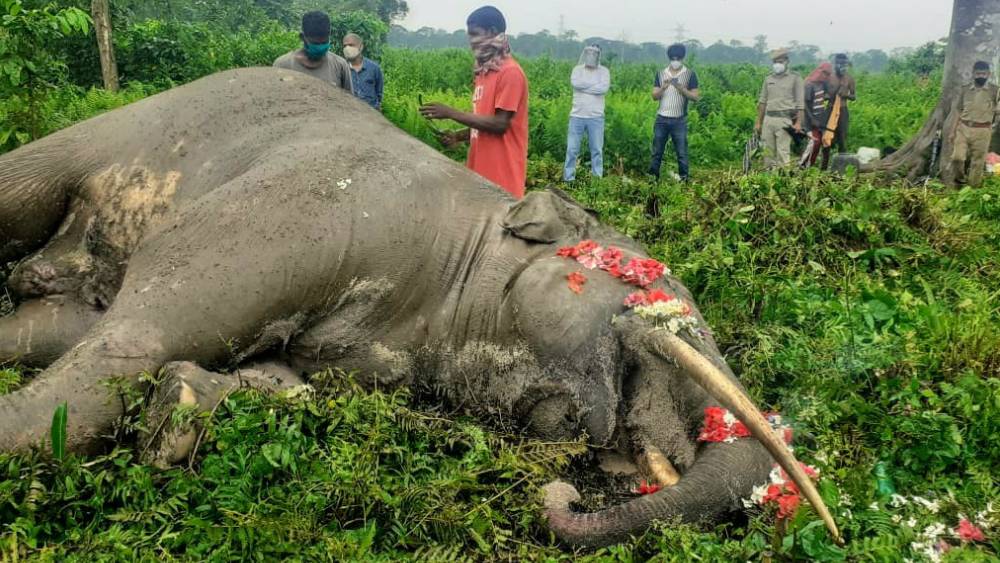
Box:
[401,0,953,53]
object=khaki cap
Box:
[770,48,790,61]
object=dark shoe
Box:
[644,194,661,218]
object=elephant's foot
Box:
[140,361,305,468]
[0,319,166,454]
[0,295,103,367]
[639,446,681,487]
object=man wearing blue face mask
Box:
[273,11,353,92]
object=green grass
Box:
[3,170,999,561]
[0,47,997,562]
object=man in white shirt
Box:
[563,45,611,182]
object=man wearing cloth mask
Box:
[563,44,610,182]
[419,6,529,199]
[821,53,856,170]
[343,33,384,110]
[649,43,700,184]
[755,49,805,170]
[273,11,352,92]
[948,61,1000,188]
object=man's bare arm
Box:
[420,104,515,135]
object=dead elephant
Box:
[0,68,838,547]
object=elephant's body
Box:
[0,68,825,548]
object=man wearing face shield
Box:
[563,45,610,182]
[273,11,353,92]
[821,53,857,170]
[948,61,999,188]
[419,6,530,199]
[754,49,805,170]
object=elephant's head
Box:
[502,190,839,547]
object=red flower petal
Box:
[632,480,662,495]
[556,246,577,258]
[783,427,794,445]
[598,247,624,269]
[957,519,986,542]
[732,421,751,438]
[567,272,587,294]
[576,240,599,255]
[645,288,674,303]
[776,493,801,519]
[624,291,649,308]
[622,258,667,288]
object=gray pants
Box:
[762,115,793,169]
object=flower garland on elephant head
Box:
[556,240,698,336]
[555,240,815,516]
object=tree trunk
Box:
[878,0,1000,181]
[91,0,119,92]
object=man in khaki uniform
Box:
[950,61,1000,188]
[754,49,805,169]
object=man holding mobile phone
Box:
[647,43,700,216]
[418,6,529,199]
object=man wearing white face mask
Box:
[343,33,384,110]
[754,49,805,170]
[564,44,610,182]
[649,43,700,186]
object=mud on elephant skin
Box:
[0,67,838,547]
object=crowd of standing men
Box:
[275,6,999,204]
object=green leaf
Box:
[51,402,68,461]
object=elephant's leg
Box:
[0,317,167,454]
[0,137,86,264]
[0,164,351,455]
[140,361,305,468]
[0,296,103,367]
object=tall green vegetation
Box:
[2,4,999,560]
[2,173,999,561]
[0,0,90,148]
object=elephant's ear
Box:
[501,189,597,243]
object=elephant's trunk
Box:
[648,332,839,542]
[544,438,771,547]
[542,330,841,548]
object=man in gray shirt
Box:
[273,11,352,92]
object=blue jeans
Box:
[563,116,605,181]
[649,115,689,180]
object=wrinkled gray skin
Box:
[0,68,771,547]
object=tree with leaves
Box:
[879,0,999,180]
[0,0,91,148]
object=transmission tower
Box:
[674,24,687,43]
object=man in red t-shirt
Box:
[419,6,529,199]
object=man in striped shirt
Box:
[648,44,700,185]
